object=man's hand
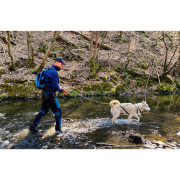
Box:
[63,90,68,95]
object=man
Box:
[29,57,68,134]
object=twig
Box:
[168,46,177,67]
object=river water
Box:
[0,94,180,149]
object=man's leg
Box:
[29,94,49,132]
[49,96,62,132]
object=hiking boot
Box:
[56,129,63,134]
[29,124,39,133]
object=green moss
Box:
[110,74,119,82]
[0,69,5,75]
[115,84,124,93]
[139,60,149,70]
[5,79,27,84]
[62,39,79,49]
[0,93,7,99]
[38,42,48,53]
[90,82,113,92]
[101,82,113,91]
[99,76,108,82]
[83,83,91,91]
[138,31,149,38]
[91,83,102,91]
[111,79,118,85]
[0,80,40,98]
[155,82,177,92]
[71,73,77,80]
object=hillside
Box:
[0,31,180,99]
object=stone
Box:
[144,144,157,149]
[176,132,180,137]
[167,137,173,142]
[128,133,143,144]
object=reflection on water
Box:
[0,94,180,149]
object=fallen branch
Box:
[70,31,111,50]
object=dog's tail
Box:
[110,100,120,108]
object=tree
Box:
[32,31,60,74]
[124,32,132,69]
[26,31,34,66]
[176,31,180,76]
[89,31,99,78]
[162,31,178,77]
[6,31,14,70]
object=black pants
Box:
[32,92,62,131]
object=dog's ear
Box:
[142,100,145,104]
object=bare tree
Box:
[93,31,99,60]
[176,31,180,76]
[33,31,60,74]
[89,31,100,78]
[27,31,35,66]
[89,31,95,61]
[124,32,132,69]
[162,31,178,77]
[0,41,7,64]
[6,31,14,70]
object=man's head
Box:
[54,57,66,70]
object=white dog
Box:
[110,100,150,124]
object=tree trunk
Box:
[26,32,31,62]
[89,31,95,60]
[177,31,180,76]
[93,31,99,60]
[125,32,132,69]
[30,32,34,65]
[6,31,14,70]
[32,31,60,74]
[27,32,35,66]
[162,31,168,76]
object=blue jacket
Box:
[44,66,63,94]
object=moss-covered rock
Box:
[0,80,40,99]
[83,83,91,91]
[115,84,125,93]
[155,82,177,92]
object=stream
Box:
[0,94,180,149]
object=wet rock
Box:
[152,140,169,148]
[177,132,180,137]
[167,137,173,142]
[127,131,143,144]
[4,140,9,146]
[144,143,157,149]
[167,142,177,148]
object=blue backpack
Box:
[36,67,53,89]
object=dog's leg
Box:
[127,115,132,124]
[110,108,120,124]
[111,115,119,124]
[134,115,140,122]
